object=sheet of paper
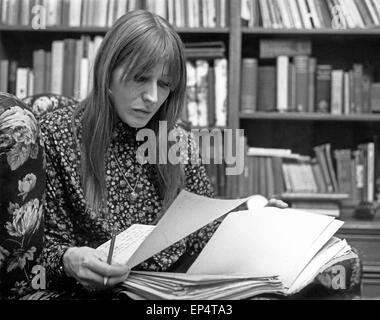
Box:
[285,217,343,288]
[96,224,155,264]
[187,207,342,287]
[287,237,347,294]
[127,190,252,268]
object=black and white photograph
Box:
[0,0,378,309]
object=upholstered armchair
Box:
[0,93,77,300]
[22,94,78,119]
[0,93,46,299]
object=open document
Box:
[97,190,356,299]
[96,190,251,267]
[187,207,355,295]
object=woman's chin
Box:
[126,118,149,129]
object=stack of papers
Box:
[122,271,282,300]
[97,190,357,300]
[187,208,356,295]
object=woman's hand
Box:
[63,246,130,291]
[266,198,288,209]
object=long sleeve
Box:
[40,119,77,288]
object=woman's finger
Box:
[267,199,288,208]
[104,268,131,288]
[85,257,130,278]
[76,268,106,290]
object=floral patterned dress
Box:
[39,104,219,291]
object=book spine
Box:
[330,69,344,115]
[214,58,228,127]
[311,160,327,193]
[324,144,339,192]
[8,60,18,95]
[207,63,215,127]
[334,149,353,195]
[272,156,285,195]
[296,0,313,28]
[316,65,332,113]
[313,145,334,192]
[276,55,289,112]
[32,49,45,95]
[287,0,304,28]
[240,58,258,114]
[186,60,198,126]
[257,66,276,111]
[370,82,380,113]
[307,57,316,113]
[352,63,363,114]
[353,0,374,26]
[353,149,364,201]
[265,157,275,197]
[62,39,76,97]
[288,62,296,112]
[0,60,9,93]
[343,72,350,115]
[362,74,371,114]
[294,55,309,112]
[51,40,64,95]
[16,67,28,99]
[195,59,209,127]
[305,0,322,28]
[259,39,312,59]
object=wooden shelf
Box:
[0,25,230,34]
[242,27,380,36]
[240,112,380,122]
[339,217,380,233]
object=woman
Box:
[40,10,221,293]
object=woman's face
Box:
[110,61,171,128]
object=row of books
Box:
[184,58,227,128]
[241,0,380,29]
[0,36,229,128]
[335,142,376,203]
[237,143,376,204]
[0,0,229,28]
[240,57,378,114]
[0,35,104,100]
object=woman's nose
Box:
[143,81,158,105]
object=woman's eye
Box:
[135,76,148,83]
[159,81,170,88]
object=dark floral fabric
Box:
[0,93,46,299]
[39,103,218,290]
[22,94,77,119]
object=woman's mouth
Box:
[132,109,151,117]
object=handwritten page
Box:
[127,190,251,268]
[96,224,155,265]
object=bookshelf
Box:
[240,112,380,121]
[237,0,380,298]
[0,0,235,197]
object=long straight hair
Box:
[72,10,187,217]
